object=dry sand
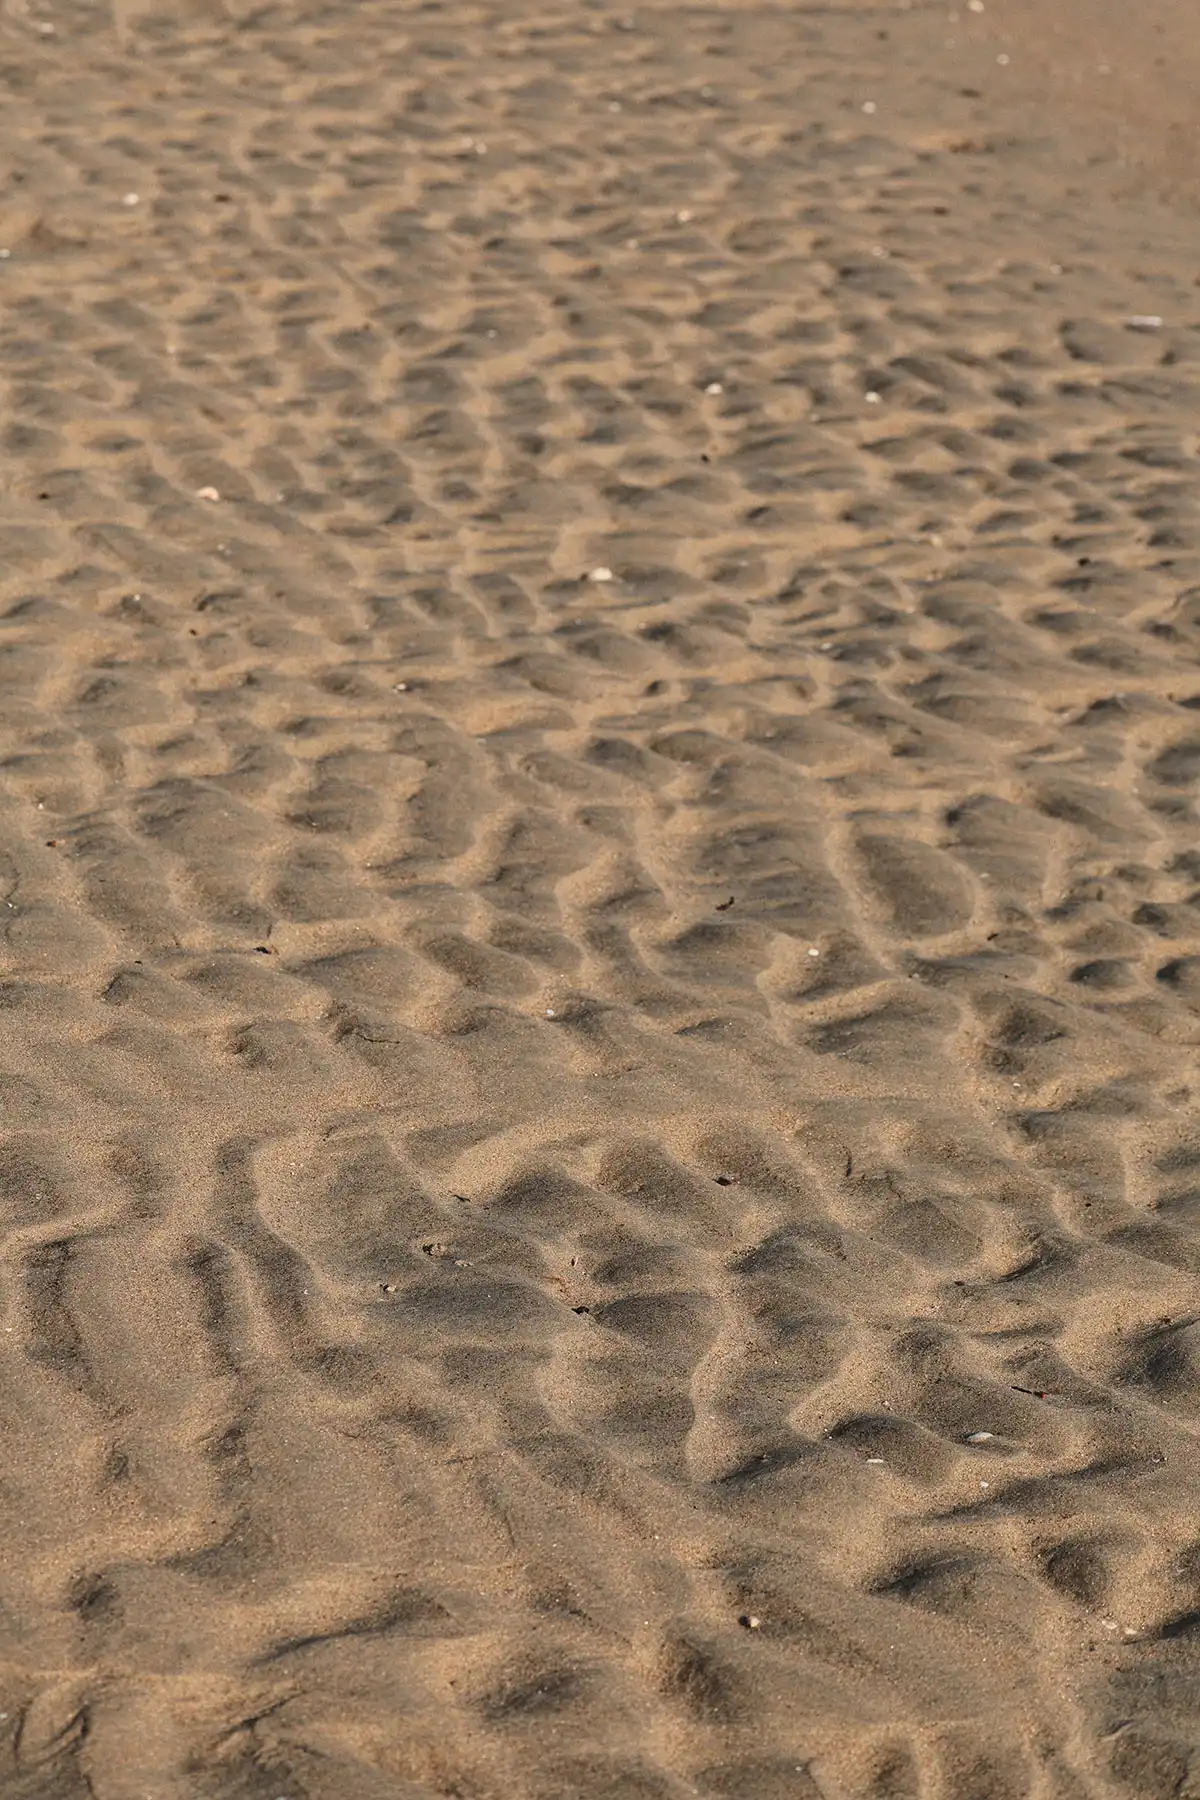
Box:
[0,0,1197,1793]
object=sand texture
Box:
[0,0,1197,1794]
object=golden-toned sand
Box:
[0,0,1197,1793]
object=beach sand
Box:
[0,0,1197,1793]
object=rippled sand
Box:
[0,2,1197,1795]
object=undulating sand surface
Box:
[0,0,1198,1794]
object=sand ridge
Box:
[0,0,1195,1795]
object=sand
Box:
[0,0,1197,1793]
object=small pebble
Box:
[1126,314,1164,330]
[589,566,614,582]
[0,250,9,260]
[866,1457,885,1465]
[807,947,820,958]
[966,1431,995,1443]
[967,0,984,11]
[705,381,723,394]
[676,208,693,223]
[862,101,877,114]
[865,391,882,404]
[195,486,220,502]
[996,52,1009,64]
[122,192,140,206]
[394,681,408,691]
[545,1007,556,1018]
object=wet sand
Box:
[0,0,1197,1794]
